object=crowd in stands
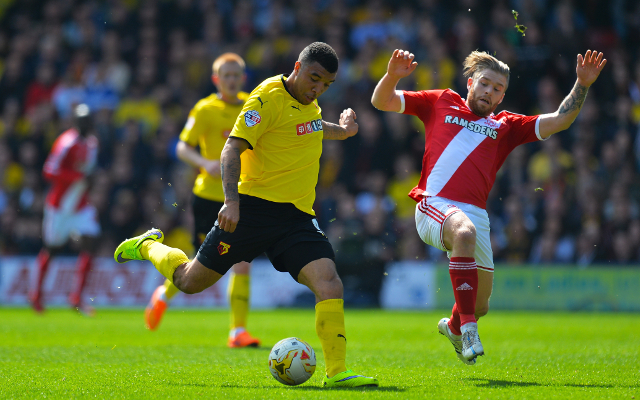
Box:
[1,0,639,294]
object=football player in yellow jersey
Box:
[115,42,378,388]
[144,53,260,348]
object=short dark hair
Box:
[299,42,339,74]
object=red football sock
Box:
[448,303,462,336]
[449,257,478,328]
[32,249,51,300]
[69,252,92,305]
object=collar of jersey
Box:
[281,74,302,105]
[215,92,244,105]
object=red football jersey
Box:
[401,89,543,209]
[43,128,98,211]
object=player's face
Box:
[292,61,337,105]
[213,62,246,98]
[466,69,507,117]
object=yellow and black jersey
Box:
[179,92,250,202]
[229,75,323,215]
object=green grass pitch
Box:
[1,308,638,399]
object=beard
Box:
[467,91,497,117]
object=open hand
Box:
[387,49,418,79]
[576,50,607,87]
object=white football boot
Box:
[461,322,484,362]
[438,318,476,365]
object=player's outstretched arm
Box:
[176,141,220,177]
[219,137,249,233]
[323,108,358,140]
[538,50,607,139]
[371,49,418,112]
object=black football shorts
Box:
[196,194,335,281]
[191,195,223,248]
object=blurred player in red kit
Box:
[372,49,606,364]
[30,103,101,316]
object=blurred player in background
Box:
[30,103,100,316]
[372,49,606,364]
[115,42,378,388]
[144,53,260,348]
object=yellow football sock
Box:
[140,241,189,283]
[228,273,250,330]
[315,299,347,378]
[163,279,179,300]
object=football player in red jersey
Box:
[30,103,101,316]
[372,49,606,364]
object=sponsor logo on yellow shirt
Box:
[245,110,261,127]
[296,119,322,136]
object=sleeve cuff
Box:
[228,135,254,150]
[397,90,405,114]
[534,117,548,141]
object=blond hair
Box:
[212,53,246,75]
[463,51,510,89]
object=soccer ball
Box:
[268,337,316,386]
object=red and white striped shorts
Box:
[43,204,101,247]
[415,196,494,272]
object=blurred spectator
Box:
[113,84,161,138]
[612,230,634,265]
[82,62,120,112]
[528,217,571,264]
[528,134,573,187]
[387,153,421,221]
[24,63,58,114]
[52,64,87,120]
[502,196,533,264]
[0,55,28,107]
[349,1,390,51]
[100,31,131,94]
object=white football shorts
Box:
[43,204,101,247]
[415,196,494,272]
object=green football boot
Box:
[114,228,164,263]
[323,370,379,388]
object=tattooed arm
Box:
[538,50,607,139]
[323,108,359,140]
[218,137,250,233]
